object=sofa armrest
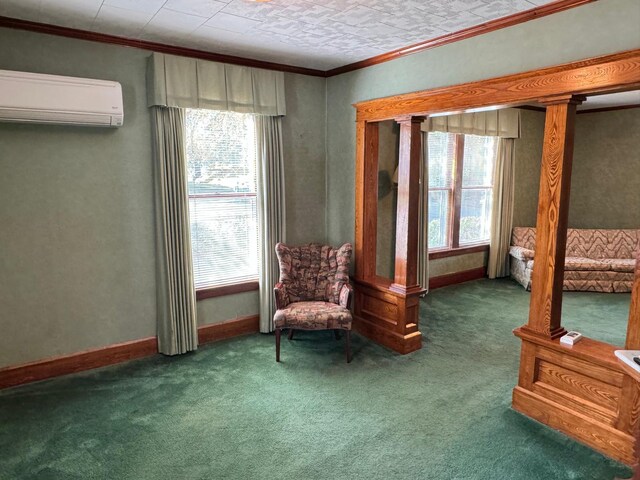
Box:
[339,283,353,309]
[274,283,290,310]
[509,246,535,261]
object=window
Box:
[427,132,497,251]
[185,109,259,290]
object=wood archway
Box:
[352,49,640,464]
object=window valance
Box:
[147,53,286,116]
[421,108,520,138]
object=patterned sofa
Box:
[510,227,638,293]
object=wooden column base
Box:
[512,326,639,465]
[353,278,424,354]
[519,324,568,340]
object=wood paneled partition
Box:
[353,116,425,354]
[353,49,640,464]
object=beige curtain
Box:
[151,107,198,355]
[418,131,430,293]
[147,53,286,115]
[488,138,516,279]
[424,108,520,138]
[256,116,286,333]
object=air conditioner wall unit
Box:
[0,69,124,127]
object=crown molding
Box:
[325,0,597,76]
[0,15,326,77]
[0,0,596,79]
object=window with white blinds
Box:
[185,109,259,290]
[427,131,497,251]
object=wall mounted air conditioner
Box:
[0,69,123,127]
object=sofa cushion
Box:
[566,229,638,259]
[601,258,636,273]
[565,257,611,271]
[563,279,614,293]
[525,257,610,272]
[613,281,634,293]
[509,246,535,261]
[511,227,536,250]
[564,270,633,281]
[274,301,352,330]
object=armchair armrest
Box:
[509,246,535,261]
[274,282,290,310]
[339,283,353,309]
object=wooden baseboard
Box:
[198,315,259,344]
[429,266,487,290]
[0,314,259,390]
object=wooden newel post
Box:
[525,94,584,339]
[390,115,425,296]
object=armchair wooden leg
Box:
[346,330,352,363]
[275,328,281,362]
[334,329,341,340]
[288,329,295,340]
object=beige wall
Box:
[513,107,640,230]
[570,108,640,229]
[513,109,545,228]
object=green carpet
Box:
[0,279,633,479]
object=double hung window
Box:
[184,109,259,290]
[427,132,497,251]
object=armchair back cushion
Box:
[275,243,352,304]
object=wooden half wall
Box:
[352,49,640,464]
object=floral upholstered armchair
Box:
[273,242,354,363]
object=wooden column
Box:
[352,116,425,354]
[524,95,584,339]
[513,94,639,465]
[354,120,379,282]
[390,116,424,296]
[626,249,640,350]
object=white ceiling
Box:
[580,91,640,110]
[0,0,556,70]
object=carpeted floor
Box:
[0,279,633,480]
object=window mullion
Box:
[451,134,465,249]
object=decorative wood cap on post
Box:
[394,115,426,124]
[538,94,587,106]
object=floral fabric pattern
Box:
[274,301,352,330]
[275,243,352,305]
[273,242,353,331]
[510,256,532,290]
[509,246,535,261]
[339,283,352,309]
[273,282,289,310]
[510,227,639,292]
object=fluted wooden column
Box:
[525,95,584,339]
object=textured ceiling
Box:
[0,0,555,70]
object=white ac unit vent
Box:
[0,69,124,127]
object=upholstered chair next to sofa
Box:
[273,242,353,363]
